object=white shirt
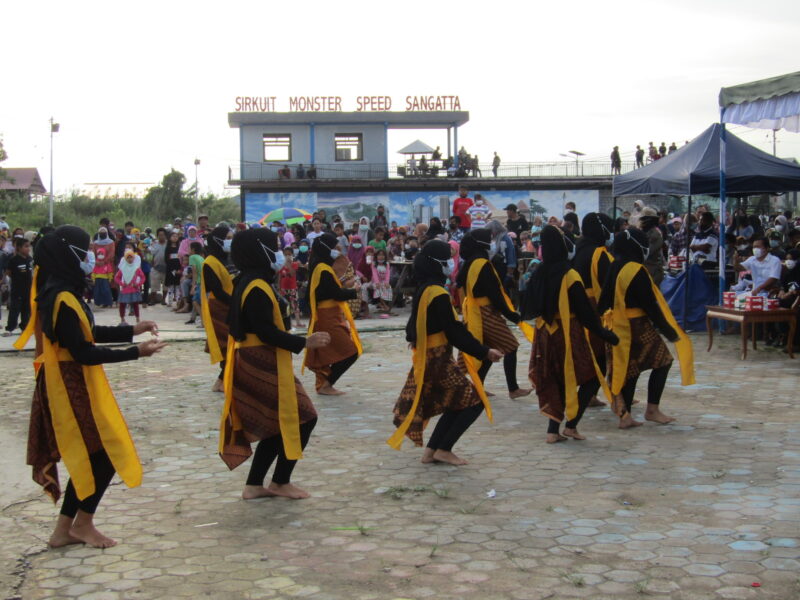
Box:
[690,230,719,262]
[741,253,782,292]
[306,231,324,243]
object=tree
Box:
[143,169,191,222]
[0,139,11,184]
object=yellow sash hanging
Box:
[219,280,304,460]
[387,285,492,449]
[14,266,39,355]
[587,246,613,300]
[200,255,234,364]
[302,262,362,372]
[44,292,142,500]
[607,262,695,396]
[461,258,534,372]
[534,270,612,420]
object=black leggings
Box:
[60,450,115,518]
[620,364,671,413]
[218,360,226,381]
[246,418,317,486]
[426,404,484,452]
[547,380,596,434]
[477,351,520,392]
[328,353,358,386]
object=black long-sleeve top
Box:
[242,287,306,354]
[469,262,519,322]
[566,280,610,338]
[314,269,357,302]
[54,305,139,365]
[574,245,611,292]
[597,266,677,340]
[406,291,489,360]
[202,264,231,305]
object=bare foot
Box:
[317,384,345,396]
[48,530,82,548]
[509,388,532,399]
[588,396,605,407]
[432,450,468,465]
[69,523,117,548]
[485,390,496,397]
[265,482,310,499]
[546,433,568,444]
[242,485,275,500]
[645,406,676,424]
[211,379,224,393]
[562,427,586,440]
[421,448,438,464]
[618,414,644,429]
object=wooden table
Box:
[705,305,796,359]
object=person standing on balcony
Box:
[492,152,501,177]
[296,164,306,179]
[635,145,645,168]
[610,146,622,175]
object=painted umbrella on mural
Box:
[258,207,314,226]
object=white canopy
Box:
[397,139,435,155]
[720,71,800,132]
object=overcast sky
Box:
[2,0,799,197]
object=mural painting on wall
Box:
[245,189,599,226]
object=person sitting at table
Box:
[278,165,291,180]
[419,156,428,176]
[775,249,800,351]
[690,212,718,267]
[733,236,782,297]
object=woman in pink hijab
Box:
[178,225,200,258]
[347,234,367,279]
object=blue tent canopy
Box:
[612,123,800,197]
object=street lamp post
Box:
[194,158,200,224]
[49,118,60,224]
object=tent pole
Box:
[719,117,728,332]
[683,195,692,329]
[612,196,617,218]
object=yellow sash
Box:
[302,262,362,372]
[200,255,234,364]
[607,262,695,395]
[219,280,304,460]
[461,259,534,371]
[534,270,613,421]
[44,292,142,500]
[586,246,613,300]
[387,285,492,449]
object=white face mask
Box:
[776,225,785,232]
[259,242,285,270]
[489,241,498,255]
[769,239,780,248]
[366,255,373,263]
[786,259,797,270]
[352,243,362,249]
[737,244,749,251]
[223,239,232,252]
[330,249,341,260]
[754,247,766,258]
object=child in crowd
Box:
[369,249,394,314]
[404,236,419,261]
[530,216,543,248]
[279,247,304,328]
[114,249,145,325]
[369,227,387,252]
[176,255,192,313]
[334,222,349,253]
[467,194,492,230]
[164,230,182,306]
[3,237,33,336]
[186,241,205,325]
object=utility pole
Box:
[49,118,60,224]
[194,158,201,223]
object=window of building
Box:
[263,134,291,162]
[334,134,363,161]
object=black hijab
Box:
[598,228,650,313]
[308,232,339,274]
[35,226,92,341]
[563,211,581,236]
[522,225,574,323]
[227,228,282,341]
[455,229,491,289]
[428,217,445,238]
[206,225,230,261]
[575,212,613,283]
[406,239,451,344]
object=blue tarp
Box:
[612,123,800,197]
[660,265,718,332]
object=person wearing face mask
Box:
[733,236,782,297]
[766,231,787,260]
[573,212,615,408]
[774,248,800,351]
[689,212,719,267]
[221,229,331,500]
[636,207,666,285]
[23,225,166,549]
[523,226,619,443]
[303,233,362,395]
[598,228,694,429]
[356,216,373,243]
[90,227,115,308]
[201,225,235,392]
[389,239,503,465]
[456,230,534,400]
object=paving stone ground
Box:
[1,305,799,599]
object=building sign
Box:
[234,95,462,113]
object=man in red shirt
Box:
[452,186,474,232]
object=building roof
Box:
[228,111,469,129]
[0,168,47,194]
